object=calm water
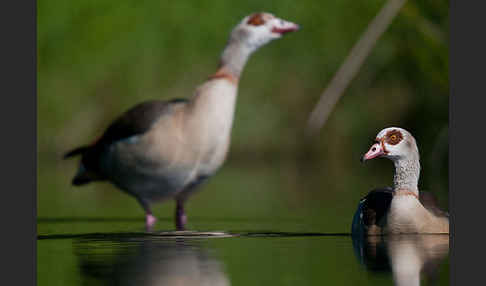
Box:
[37,220,449,286]
[38,158,449,285]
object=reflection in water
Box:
[352,234,449,286]
[74,236,230,286]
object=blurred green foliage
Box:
[38,0,448,228]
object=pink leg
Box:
[137,198,157,231]
[145,213,157,231]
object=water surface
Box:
[38,220,449,286]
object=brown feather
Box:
[247,13,265,26]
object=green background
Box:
[38,0,449,285]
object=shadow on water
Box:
[38,231,350,240]
[352,234,449,286]
[75,237,231,286]
[36,217,313,224]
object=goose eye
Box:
[385,130,403,145]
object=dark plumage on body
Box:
[352,187,448,236]
[65,99,186,185]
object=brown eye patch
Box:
[247,13,265,26]
[385,130,403,145]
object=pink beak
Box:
[272,25,299,34]
[272,20,300,35]
[361,143,385,163]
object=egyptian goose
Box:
[64,13,299,231]
[351,127,449,235]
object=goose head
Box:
[230,12,299,51]
[361,127,419,163]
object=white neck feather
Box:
[393,154,420,195]
[219,38,255,78]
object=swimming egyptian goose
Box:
[351,127,449,235]
[64,13,299,231]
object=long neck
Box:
[185,38,253,143]
[185,35,258,140]
[219,38,254,78]
[393,154,420,195]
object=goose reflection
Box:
[74,236,230,286]
[352,234,449,286]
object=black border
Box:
[450,0,485,285]
[1,0,36,285]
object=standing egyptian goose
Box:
[351,127,449,235]
[64,13,299,231]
